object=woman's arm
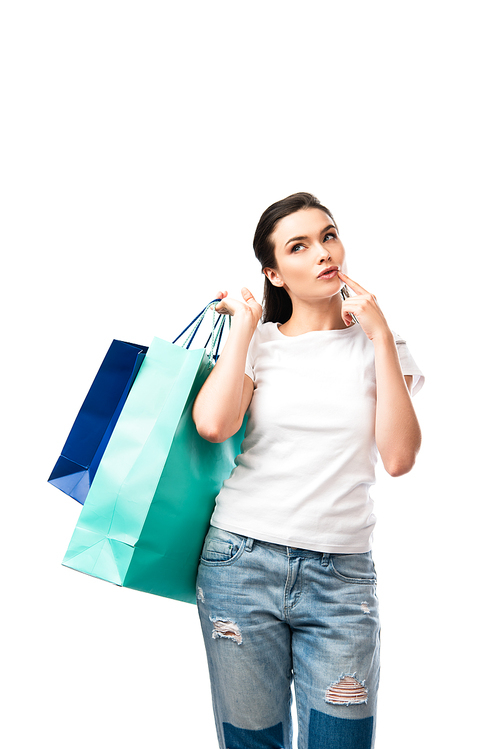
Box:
[371,334,422,476]
[192,288,261,443]
[338,272,422,477]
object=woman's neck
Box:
[277,295,349,336]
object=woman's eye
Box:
[291,233,336,253]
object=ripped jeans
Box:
[196,525,381,749]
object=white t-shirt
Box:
[210,321,424,553]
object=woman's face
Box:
[265,208,347,302]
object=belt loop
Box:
[321,553,330,567]
[245,537,254,552]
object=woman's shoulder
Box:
[390,329,425,395]
[252,321,280,341]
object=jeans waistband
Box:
[246,536,334,564]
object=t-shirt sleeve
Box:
[392,331,425,397]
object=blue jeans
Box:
[196,526,381,749]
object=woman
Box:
[192,192,424,749]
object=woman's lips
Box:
[317,268,339,280]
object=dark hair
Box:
[253,192,340,324]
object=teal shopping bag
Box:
[62,304,246,604]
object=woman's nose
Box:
[316,243,331,261]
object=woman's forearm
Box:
[373,332,422,476]
[192,310,256,443]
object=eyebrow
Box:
[284,224,337,249]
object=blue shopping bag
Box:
[48,340,148,503]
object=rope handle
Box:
[172,299,232,363]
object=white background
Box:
[2,1,498,746]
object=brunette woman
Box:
[192,192,424,749]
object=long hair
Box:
[253,192,346,324]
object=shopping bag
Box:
[62,302,246,604]
[48,340,148,503]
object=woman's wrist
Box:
[370,326,394,349]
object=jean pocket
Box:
[329,552,377,584]
[199,527,247,566]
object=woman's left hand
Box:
[338,271,391,342]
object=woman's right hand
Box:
[193,287,260,442]
[214,287,262,331]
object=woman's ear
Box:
[263,267,284,287]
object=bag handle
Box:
[172,300,231,363]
